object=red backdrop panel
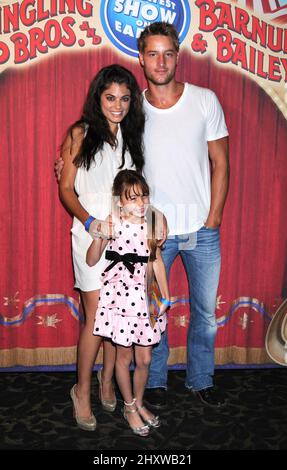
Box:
[0,48,286,368]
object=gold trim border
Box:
[0,346,273,368]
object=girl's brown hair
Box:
[112,170,158,261]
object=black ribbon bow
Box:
[104,250,149,275]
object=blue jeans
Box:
[146,226,221,391]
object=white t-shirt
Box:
[143,83,229,235]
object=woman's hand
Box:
[54,158,64,183]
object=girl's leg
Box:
[133,345,152,405]
[75,290,115,416]
[115,345,146,430]
[134,346,159,423]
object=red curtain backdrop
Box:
[0,47,286,368]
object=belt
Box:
[104,250,149,275]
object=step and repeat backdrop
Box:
[0,0,287,369]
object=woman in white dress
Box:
[59,65,145,430]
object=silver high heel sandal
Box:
[70,384,97,431]
[122,398,150,437]
[137,404,161,428]
[97,369,117,412]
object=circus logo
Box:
[0,1,286,118]
[100,0,191,57]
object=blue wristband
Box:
[84,215,95,232]
[160,298,171,307]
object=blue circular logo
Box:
[100,0,191,57]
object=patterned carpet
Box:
[0,368,286,451]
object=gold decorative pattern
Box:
[238,312,254,330]
[36,314,63,328]
[173,315,188,328]
[3,291,20,308]
[216,294,226,310]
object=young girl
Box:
[86,170,170,436]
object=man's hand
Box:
[147,205,168,246]
[54,157,64,183]
[204,214,221,229]
[158,300,170,316]
[157,214,168,246]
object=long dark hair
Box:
[112,170,158,261]
[67,65,145,172]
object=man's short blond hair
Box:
[137,22,180,53]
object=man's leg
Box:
[181,227,225,407]
[144,236,178,409]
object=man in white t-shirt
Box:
[139,22,229,409]
[55,22,229,411]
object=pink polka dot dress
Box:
[93,217,166,347]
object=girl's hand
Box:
[89,218,117,240]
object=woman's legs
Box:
[101,339,116,399]
[115,345,146,429]
[75,290,116,417]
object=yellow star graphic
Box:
[3,291,20,308]
[216,295,226,310]
[174,315,188,328]
[36,314,62,328]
